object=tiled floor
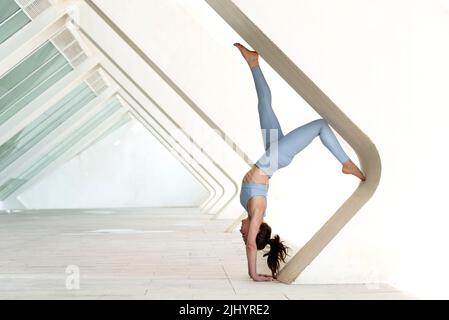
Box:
[0,208,412,299]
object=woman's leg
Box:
[250,65,284,150]
[234,43,284,150]
[256,118,365,180]
[235,43,365,180]
[279,118,350,165]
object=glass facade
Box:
[0,41,73,126]
[0,98,123,200]
[0,0,31,45]
[0,83,96,173]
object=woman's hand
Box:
[250,273,273,282]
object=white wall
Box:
[18,120,209,209]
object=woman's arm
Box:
[246,206,273,282]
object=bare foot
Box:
[234,42,259,67]
[342,160,366,181]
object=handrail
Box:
[206,0,382,284]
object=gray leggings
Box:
[251,65,350,177]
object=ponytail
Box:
[256,223,290,278]
[263,235,289,278]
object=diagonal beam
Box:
[206,0,382,283]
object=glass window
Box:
[0,98,123,200]
[0,83,95,173]
[0,41,73,125]
[23,98,122,177]
[0,0,31,44]
[0,0,21,24]
[0,178,26,200]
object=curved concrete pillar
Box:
[206,0,382,284]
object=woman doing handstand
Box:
[234,43,366,282]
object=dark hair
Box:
[256,222,289,278]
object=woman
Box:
[234,43,366,282]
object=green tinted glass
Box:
[0,1,31,45]
[81,114,131,153]
[0,42,73,125]
[0,99,122,200]
[0,178,26,200]
[20,98,122,180]
[0,83,95,173]
[0,0,21,24]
